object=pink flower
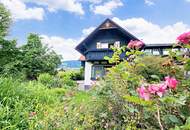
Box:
[177,31,190,44]
[156,84,167,97]
[136,41,144,49]
[148,84,159,94]
[165,76,178,90]
[148,84,167,97]
[137,86,150,100]
[127,40,144,49]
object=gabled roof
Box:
[75,18,140,55]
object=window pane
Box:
[153,49,160,55]
[101,43,108,48]
[163,49,169,55]
[97,42,101,49]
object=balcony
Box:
[85,49,113,61]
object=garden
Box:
[1,3,190,130]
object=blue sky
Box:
[0,0,190,60]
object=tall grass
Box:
[0,77,66,130]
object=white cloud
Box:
[91,0,123,16]
[41,35,81,61]
[185,0,190,2]
[79,0,102,4]
[24,0,84,15]
[40,26,96,61]
[82,26,96,37]
[112,17,190,43]
[144,0,155,6]
[0,0,44,21]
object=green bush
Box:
[57,71,77,87]
[38,72,77,89]
[38,73,54,87]
[135,56,183,82]
[70,68,84,80]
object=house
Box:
[75,18,179,89]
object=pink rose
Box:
[127,40,135,49]
[136,41,144,49]
[156,84,167,97]
[165,76,178,90]
[137,86,150,100]
[148,84,167,97]
[127,40,144,49]
[148,84,159,94]
[177,31,190,44]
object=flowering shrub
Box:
[99,32,190,129]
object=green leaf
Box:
[104,56,110,60]
[150,75,160,81]
[123,95,153,106]
[167,115,181,124]
[186,117,190,125]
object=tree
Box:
[0,4,22,76]
[0,38,22,75]
[21,34,61,79]
[0,3,11,37]
[0,5,61,79]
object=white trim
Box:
[84,61,93,88]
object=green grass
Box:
[0,77,66,130]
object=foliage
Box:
[134,56,183,82]
[38,71,77,88]
[0,34,61,79]
[21,34,61,79]
[0,77,66,130]
[0,3,11,37]
[57,71,77,87]
[0,38,23,77]
[99,39,190,129]
[70,68,84,80]
[0,4,61,79]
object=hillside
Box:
[59,60,81,69]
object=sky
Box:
[0,0,190,60]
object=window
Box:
[97,41,121,49]
[96,42,109,49]
[91,65,105,80]
[143,49,152,55]
[101,43,109,49]
[152,49,160,55]
[114,41,120,48]
[163,49,169,55]
[97,42,101,49]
